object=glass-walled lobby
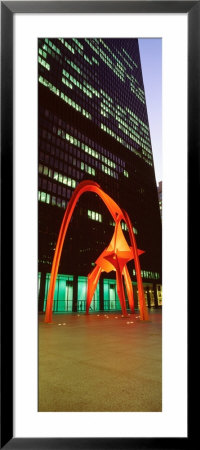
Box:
[38,273,162,312]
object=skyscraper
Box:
[157,181,162,221]
[38,38,162,313]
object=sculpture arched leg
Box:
[44,180,146,323]
[44,180,123,323]
[123,265,134,313]
[122,210,149,321]
[86,266,102,314]
[115,260,127,316]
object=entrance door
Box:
[65,281,73,312]
[109,284,116,310]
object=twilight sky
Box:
[138,38,162,185]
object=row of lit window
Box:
[73,38,84,50]
[40,111,124,169]
[101,119,148,164]
[100,39,131,74]
[130,75,145,98]
[60,91,92,119]
[88,210,102,222]
[39,76,59,96]
[127,107,149,131]
[40,105,141,171]
[116,115,151,151]
[62,38,101,69]
[83,81,100,98]
[44,38,61,55]
[101,122,122,144]
[91,56,99,65]
[62,71,93,98]
[130,85,145,105]
[38,56,50,71]
[116,47,135,72]
[56,128,122,178]
[85,39,125,83]
[122,48,138,69]
[62,76,73,89]
[39,176,72,199]
[65,58,81,74]
[59,37,100,70]
[133,269,160,279]
[63,68,100,99]
[39,75,92,120]
[38,190,67,209]
[80,162,95,176]
[52,171,76,188]
[39,163,77,188]
[100,94,151,151]
[88,39,145,98]
[41,38,145,121]
[39,43,152,165]
[118,122,148,151]
[99,45,125,82]
[100,102,151,152]
[100,121,143,160]
[101,164,118,179]
[39,189,103,221]
[38,43,148,136]
[118,113,151,152]
[38,48,47,59]
[40,43,60,63]
[109,219,138,235]
[84,54,93,66]
[58,38,75,54]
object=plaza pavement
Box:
[38,309,162,412]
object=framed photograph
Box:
[1,1,197,448]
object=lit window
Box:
[46,194,50,204]
[40,192,46,202]
[88,209,102,223]
[43,166,48,176]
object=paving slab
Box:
[38,310,162,412]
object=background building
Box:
[157,180,162,221]
[38,38,162,313]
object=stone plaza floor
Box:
[38,309,162,412]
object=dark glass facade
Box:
[38,38,162,313]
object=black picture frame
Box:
[1,1,197,449]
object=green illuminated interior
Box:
[40,274,137,313]
[43,274,74,312]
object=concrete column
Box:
[38,271,46,312]
[153,283,159,308]
[99,277,104,312]
[146,287,151,309]
[133,285,138,309]
[73,274,78,312]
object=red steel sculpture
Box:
[44,180,148,323]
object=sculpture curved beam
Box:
[122,209,148,321]
[44,180,123,323]
[123,265,134,313]
[86,265,102,314]
[44,180,148,323]
[115,256,127,316]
